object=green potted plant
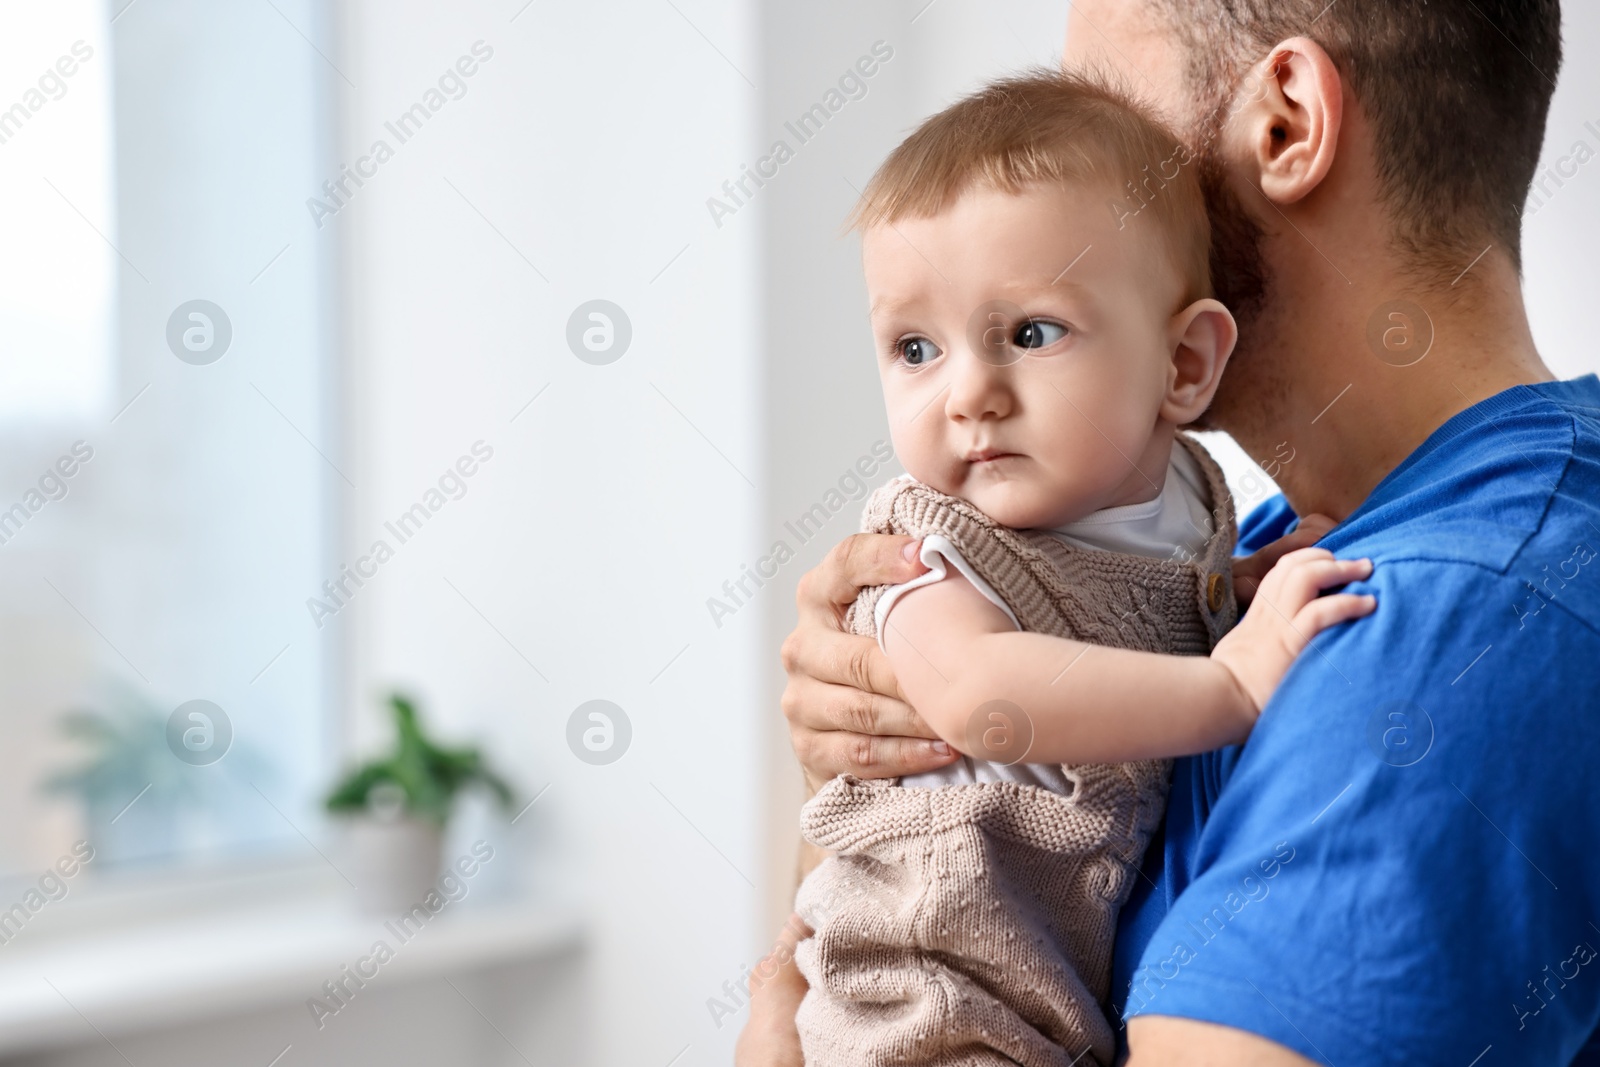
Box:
[42,684,266,866]
[43,696,201,865]
[326,692,516,913]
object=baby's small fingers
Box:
[1274,555,1372,603]
[1303,557,1374,590]
[1274,546,1336,569]
[1292,593,1377,640]
[1255,550,1341,608]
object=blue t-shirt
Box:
[1111,376,1600,1065]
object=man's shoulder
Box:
[1317,378,1600,628]
[1119,383,1600,1064]
[1247,381,1600,720]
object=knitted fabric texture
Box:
[794,433,1237,1067]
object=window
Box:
[0,0,338,878]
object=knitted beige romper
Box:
[794,434,1238,1067]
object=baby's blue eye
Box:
[898,337,942,366]
[1013,320,1067,349]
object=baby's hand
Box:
[1232,513,1337,606]
[1212,548,1376,717]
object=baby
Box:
[792,71,1375,1067]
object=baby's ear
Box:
[1161,298,1238,424]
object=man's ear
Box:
[1161,298,1237,424]
[1229,36,1344,205]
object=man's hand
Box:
[733,916,811,1067]
[744,536,956,1063]
[1232,513,1336,605]
[780,533,958,791]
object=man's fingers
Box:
[781,534,942,786]
[774,913,812,952]
[782,672,935,739]
[734,915,812,1067]
[792,723,957,781]
[782,672,954,781]
[1244,515,1336,569]
[797,533,928,619]
[782,625,908,704]
[843,732,957,779]
[1295,513,1337,540]
[1268,525,1329,557]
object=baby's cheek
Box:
[1080,375,1165,448]
[884,411,938,478]
[1045,411,1126,471]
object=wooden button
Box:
[1206,572,1226,613]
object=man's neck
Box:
[1232,251,1555,521]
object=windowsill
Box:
[0,861,585,1056]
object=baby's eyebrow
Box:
[867,295,922,317]
[1009,274,1093,294]
[993,277,1097,304]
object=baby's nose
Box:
[944,349,1015,421]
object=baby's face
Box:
[863,181,1186,529]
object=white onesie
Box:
[874,443,1215,792]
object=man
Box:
[740,1,1600,1064]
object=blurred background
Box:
[0,1,1594,1064]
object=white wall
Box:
[1526,3,1600,381]
[338,0,761,1064]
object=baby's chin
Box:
[947,480,1072,530]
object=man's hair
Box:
[1150,0,1563,276]
[848,69,1213,305]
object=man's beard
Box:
[1186,99,1288,446]
[1198,154,1267,345]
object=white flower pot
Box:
[344,815,444,915]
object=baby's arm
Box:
[881,548,1375,764]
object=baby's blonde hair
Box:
[848,68,1213,306]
